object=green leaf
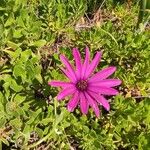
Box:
[10,79,23,92]
[13,64,26,81]
[3,48,21,60]
[14,94,26,104]
[5,13,14,27]
[6,41,20,50]
[20,49,32,62]
[13,29,23,38]
[35,74,43,84]
[0,138,9,146]
[0,118,6,127]
[10,118,22,129]
[25,60,35,79]
[3,82,10,99]
[32,40,47,47]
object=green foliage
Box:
[137,0,150,27]
[0,0,150,149]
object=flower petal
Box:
[48,81,73,88]
[89,79,122,87]
[80,92,89,114]
[89,67,116,82]
[81,46,90,79]
[88,91,110,111]
[73,48,82,79]
[85,51,102,79]
[88,86,119,95]
[57,86,76,100]
[60,54,77,81]
[84,92,100,117]
[67,91,79,112]
[61,68,76,83]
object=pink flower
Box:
[48,47,121,117]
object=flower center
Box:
[76,80,88,91]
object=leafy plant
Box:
[0,0,150,149]
[137,0,150,28]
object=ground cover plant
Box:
[0,0,150,149]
